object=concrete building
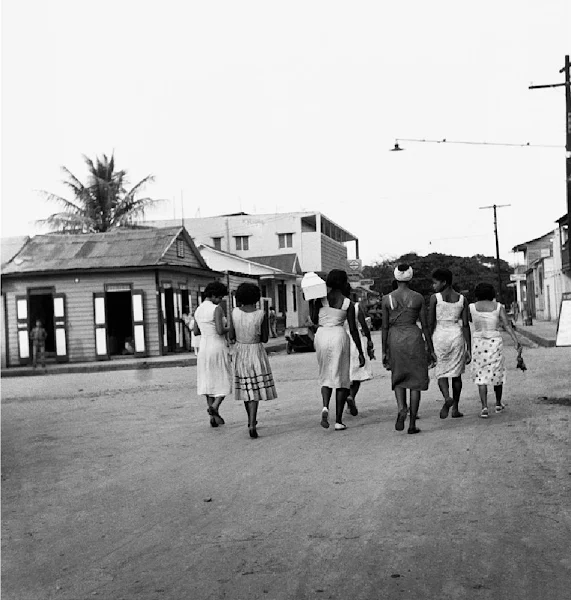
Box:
[145,212,359,276]
[512,215,571,321]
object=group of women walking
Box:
[193,264,522,438]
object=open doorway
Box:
[28,291,55,354]
[105,291,133,356]
[164,288,177,352]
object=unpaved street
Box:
[2,333,570,600]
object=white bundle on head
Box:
[394,265,413,282]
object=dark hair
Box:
[432,268,453,285]
[342,281,352,298]
[396,263,410,273]
[474,282,496,301]
[235,282,261,305]
[391,279,398,290]
[326,269,349,291]
[203,281,228,299]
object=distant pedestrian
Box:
[193,281,232,427]
[343,284,374,416]
[269,307,278,338]
[229,283,277,439]
[469,283,521,418]
[429,268,471,419]
[30,319,47,370]
[310,269,365,431]
[382,265,437,434]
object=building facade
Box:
[1,227,223,367]
[512,215,571,321]
[145,211,359,275]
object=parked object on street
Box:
[301,272,327,301]
[285,326,315,354]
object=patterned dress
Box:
[315,297,351,389]
[194,300,232,396]
[386,293,429,391]
[232,308,277,402]
[433,293,467,379]
[470,303,506,386]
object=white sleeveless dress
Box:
[345,302,372,382]
[194,300,232,396]
[315,297,351,389]
[433,293,466,379]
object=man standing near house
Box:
[269,307,278,338]
[30,319,47,370]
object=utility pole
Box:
[479,204,511,302]
[529,55,571,268]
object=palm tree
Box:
[38,154,161,233]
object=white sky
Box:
[2,0,569,265]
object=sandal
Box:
[346,397,358,416]
[480,407,489,419]
[334,423,347,431]
[407,426,421,434]
[395,409,407,431]
[320,408,330,429]
[451,410,464,418]
[439,398,454,419]
[249,427,258,439]
[208,407,225,425]
[495,404,506,413]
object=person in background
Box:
[193,281,232,427]
[229,283,277,439]
[469,282,522,418]
[310,269,365,431]
[269,307,278,338]
[429,268,471,419]
[30,319,48,370]
[182,311,193,351]
[343,283,374,417]
[382,265,436,434]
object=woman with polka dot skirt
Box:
[469,283,521,418]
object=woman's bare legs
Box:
[347,381,360,416]
[335,388,349,425]
[438,378,454,419]
[408,390,421,434]
[244,401,259,438]
[394,387,408,431]
[321,387,332,428]
[451,376,463,417]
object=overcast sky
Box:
[2,0,569,265]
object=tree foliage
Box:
[362,252,514,304]
[38,154,161,233]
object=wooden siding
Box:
[321,235,348,273]
[3,272,158,366]
[161,233,203,268]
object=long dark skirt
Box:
[388,325,429,391]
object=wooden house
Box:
[1,227,223,367]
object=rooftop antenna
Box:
[180,190,185,227]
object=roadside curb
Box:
[1,342,288,379]
[515,328,556,348]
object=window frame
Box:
[234,235,249,251]
[278,232,294,249]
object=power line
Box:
[391,138,562,151]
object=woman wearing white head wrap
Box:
[382,264,437,434]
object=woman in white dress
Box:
[343,285,374,416]
[193,281,232,427]
[469,282,521,418]
[429,268,471,419]
[309,270,365,431]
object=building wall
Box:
[161,234,203,268]
[3,271,158,366]
[2,269,218,366]
[321,234,348,273]
[300,232,322,272]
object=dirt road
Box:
[2,333,570,599]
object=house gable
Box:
[159,228,209,270]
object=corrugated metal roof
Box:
[1,236,29,268]
[1,227,192,274]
